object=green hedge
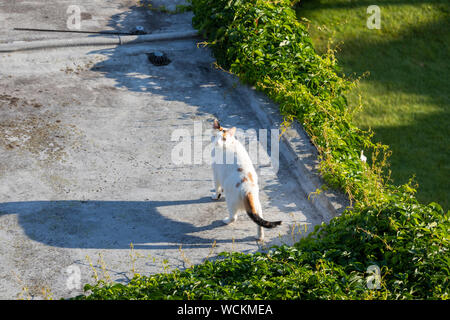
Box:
[79,193,448,299]
[75,0,449,299]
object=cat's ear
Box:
[227,127,236,137]
[213,119,221,130]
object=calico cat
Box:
[211,119,282,241]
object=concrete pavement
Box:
[0,1,345,299]
[0,0,191,43]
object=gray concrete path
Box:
[0,0,190,43]
[0,1,329,299]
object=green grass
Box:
[295,0,450,210]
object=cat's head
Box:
[212,119,236,147]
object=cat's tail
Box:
[244,193,282,229]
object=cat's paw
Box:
[222,217,235,225]
[211,193,222,200]
[256,229,264,242]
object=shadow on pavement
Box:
[0,199,258,249]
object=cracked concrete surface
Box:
[0,1,339,299]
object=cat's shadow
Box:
[0,198,253,250]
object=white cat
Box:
[211,119,281,241]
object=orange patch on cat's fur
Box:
[213,119,223,131]
[244,192,258,214]
[247,172,254,183]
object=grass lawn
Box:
[295,0,449,211]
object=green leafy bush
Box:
[74,0,449,300]
[76,189,448,300]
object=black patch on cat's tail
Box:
[244,193,281,228]
[246,211,282,229]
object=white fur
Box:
[211,122,264,241]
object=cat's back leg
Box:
[211,164,224,200]
[222,192,240,224]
